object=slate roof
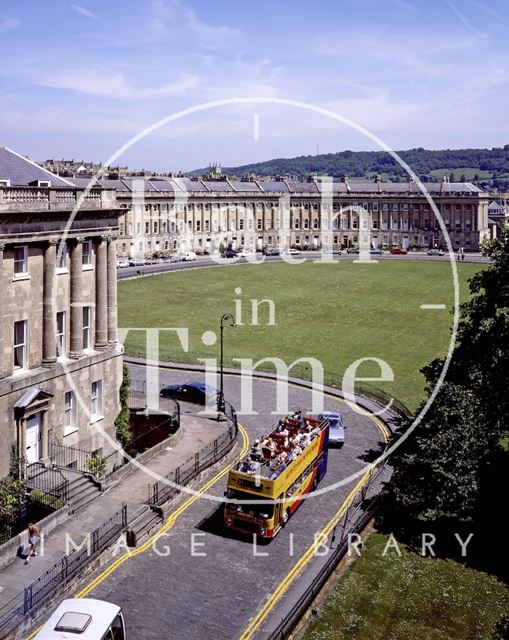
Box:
[0,146,74,187]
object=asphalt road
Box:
[116,250,489,280]
[76,364,387,640]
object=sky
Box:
[1,0,509,172]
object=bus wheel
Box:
[281,509,290,527]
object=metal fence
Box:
[267,463,389,640]
[0,505,128,639]
[0,464,69,548]
[25,462,69,507]
[147,400,238,506]
[48,438,123,478]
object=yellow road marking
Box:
[26,376,389,640]
[238,467,374,640]
[26,424,250,639]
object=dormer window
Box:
[28,180,51,187]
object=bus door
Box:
[275,495,284,527]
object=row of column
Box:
[39,235,118,367]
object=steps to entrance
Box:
[61,470,103,513]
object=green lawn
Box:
[118,260,479,411]
[302,533,509,640]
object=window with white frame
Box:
[83,307,92,350]
[56,311,66,356]
[90,380,103,421]
[13,246,28,277]
[13,320,27,370]
[64,390,77,434]
[82,240,92,266]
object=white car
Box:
[238,248,254,257]
[183,251,197,261]
[285,248,301,255]
[116,260,129,268]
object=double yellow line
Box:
[27,383,389,640]
[238,467,373,640]
[26,425,250,639]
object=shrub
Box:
[85,455,107,479]
[115,364,132,448]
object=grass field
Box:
[118,260,480,410]
[302,533,509,640]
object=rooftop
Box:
[0,146,74,188]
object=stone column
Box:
[95,236,108,348]
[0,243,5,378]
[69,238,84,358]
[42,240,58,366]
[107,237,118,345]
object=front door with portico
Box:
[25,412,41,464]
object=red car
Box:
[389,247,408,255]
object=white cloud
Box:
[38,70,199,99]
[0,16,20,33]
[151,0,241,41]
[71,4,100,20]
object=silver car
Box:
[320,411,345,447]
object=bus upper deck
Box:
[224,413,330,537]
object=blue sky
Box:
[1,0,508,171]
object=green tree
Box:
[387,383,491,525]
[385,227,509,539]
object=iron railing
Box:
[0,505,128,639]
[48,438,123,478]
[147,400,238,506]
[25,462,69,505]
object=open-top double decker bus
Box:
[224,413,329,539]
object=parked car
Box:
[169,254,183,263]
[222,248,238,258]
[389,247,408,255]
[319,411,345,447]
[370,248,383,255]
[427,248,444,256]
[238,248,254,257]
[160,381,219,405]
[284,248,301,255]
[346,247,359,254]
[263,247,281,256]
[183,251,197,261]
[128,257,146,267]
[116,260,129,268]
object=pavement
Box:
[0,404,226,614]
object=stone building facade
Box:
[0,148,123,479]
[72,175,490,258]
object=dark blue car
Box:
[160,381,219,404]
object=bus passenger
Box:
[250,439,262,461]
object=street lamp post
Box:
[218,312,236,417]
